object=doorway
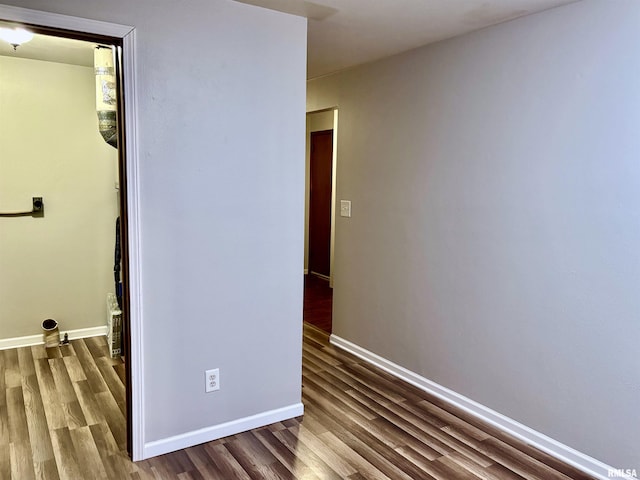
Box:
[308,129,333,278]
[304,109,337,333]
[0,17,134,459]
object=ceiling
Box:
[0,21,95,67]
[0,1,579,77]
[234,0,579,79]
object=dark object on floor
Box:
[42,318,59,348]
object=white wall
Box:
[308,0,640,468]
[304,109,334,273]
[2,0,307,452]
[0,56,118,339]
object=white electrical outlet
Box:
[205,368,220,393]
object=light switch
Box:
[340,200,351,218]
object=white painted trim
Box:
[0,326,107,351]
[330,334,622,480]
[0,3,144,462]
[143,403,304,459]
[65,326,108,340]
[329,109,338,289]
[305,107,338,287]
[121,28,145,462]
[0,334,44,350]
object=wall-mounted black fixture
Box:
[0,196,45,217]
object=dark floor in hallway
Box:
[303,274,333,333]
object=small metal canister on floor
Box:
[42,318,59,348]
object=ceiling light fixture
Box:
[0,27,34,50]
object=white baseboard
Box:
[143,402,304,459]
[0,325,108,351]
[330,334,622,480]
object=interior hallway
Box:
[2,325,595,479]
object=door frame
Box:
[0,4,145,461]
[306,107,338,287]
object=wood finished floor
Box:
[303,274,333,333]
[1,328,596,479]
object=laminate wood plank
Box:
[304,372,379,421]
[264,460,300,480]
[334,363,407,405]
[301,351,328,374]
[46,347,63,359]
[486,462,531,479]
[253,428,321,480]
[33,358,66,431]
[272,427,343,480]
[0,443,10,480]
[69,425,109,479]
[480,437,576,480]
[0,352,5,402]
[302,404,428,480]
[73,379,107,426]
[306,341,355,368]
[203,443,252,480]
[184,445,226,479]
[17,347,36,376]
[294,424,359,478]
[302,382,402,451]
[341,362,425,404]
[440,451,526,480]
[84,336,109,359]
[371,411,448,461]
[96,356,126,414]
[281,418,300,429]
[7,386,29,443]
[303,342,342,368]
[4,349,21,388]
[113,362,126,385]
[2,326,597,480]
[70,339,109,395]
[9,442,36,480]
[62,354,86,383]
[430,399,594,480]
[421,453,484,480]
[319,430,395,480]
[304,376,429,454]
[0,356,8,446]
[21,373,55,463]
[224,431,282,479]
[49,358,87,430]
[33,458,61,480]
[351,385,494,469]
[176,471,200,480]
[317,366,397,408]
[159,449,197,476]
[95,390,127,450]
[90,422,126,480]
[50,428,83,480]
[303,322,330,342]
[410,401,490,441]
[347,474,369,480]
[30,345,47,360]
